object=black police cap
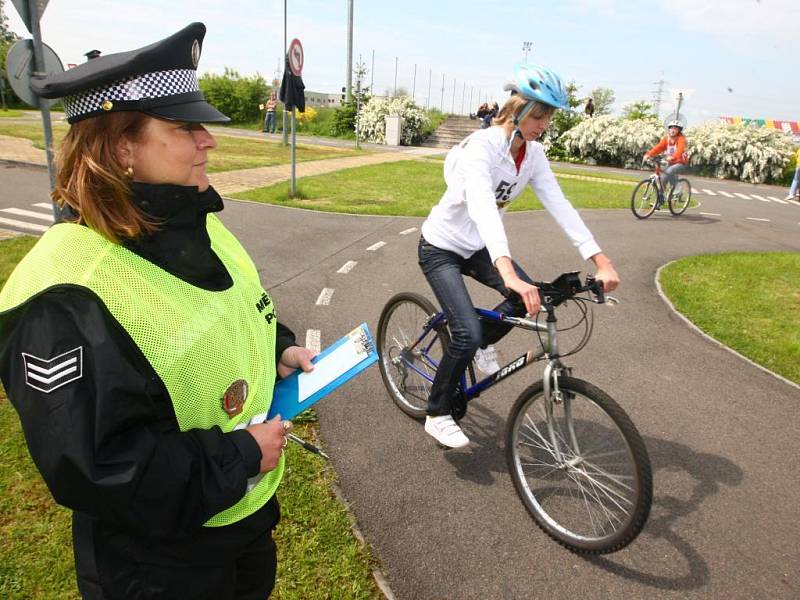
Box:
[31,22,230,124]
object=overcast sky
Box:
[6,0,798,126]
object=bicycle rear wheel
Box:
[668,177,692,215]
[630,179,659,219]
[506,376,652,554]
[377,292,449,419]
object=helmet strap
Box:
[513,100,535,127]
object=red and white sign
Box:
[288,38,304,76]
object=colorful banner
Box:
[720,116,799,134]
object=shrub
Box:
[561,116,795,183]
[199,68,268,124]
[295,106,317,125]
[358,95,428,145]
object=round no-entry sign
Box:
[288,38,304,76]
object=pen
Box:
[287,433,329,459]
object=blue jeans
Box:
[263,111,276,133]
[418,237,534,417]
[661,163,686,189]
[789,167,800,198]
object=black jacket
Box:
[0,184,296,540]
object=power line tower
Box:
[651,74,666,119]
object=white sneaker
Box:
[785,195,796,201]
[474,345,500,375]
[425,415,470,448]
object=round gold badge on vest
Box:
[222,379,248,417]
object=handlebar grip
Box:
[586,276,605,303]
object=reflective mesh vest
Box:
[0,214,282,527]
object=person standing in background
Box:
[263,91,278,133]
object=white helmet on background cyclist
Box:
[667,119,684,131]
[502,63,569,138]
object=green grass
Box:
[233,159,635,215]
[660,252,800,384]
[0,237,380,599]
[0,110,25,118]
[0,123,69,149]
[553,166,639,182]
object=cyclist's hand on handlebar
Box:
[506,278,541,315]
[594,264,620,292]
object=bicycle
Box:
[631,158,692,219]
[377,272,652,554]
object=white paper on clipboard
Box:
[296,335,367,401]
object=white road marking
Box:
[751,195,770,202]
[702,189,717,196]
[315,288,334,306]
[305,329,321,354]
[693,189,702,195]
[399,227,418,235]
[768,196,787,204]
[746,217,770,222]
[717,191,734,198]
[33,203,53,209]
[0,216,48,233]
[367,241,386,251]
[699,212,721,217]
[337,260,357,274]
[1,208,55,221]
[733,193,751,200]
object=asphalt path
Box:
[2,163,799,599]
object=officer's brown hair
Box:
[493,95,556,127]
[54,112,157,243]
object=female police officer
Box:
[0,23,313,599]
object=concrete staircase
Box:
[420,115,481,149]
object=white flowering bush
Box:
[561,116,794,183]
[358,95,429,145]
[561,115,661,168]
[688,122,794,183]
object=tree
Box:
[1,0,22,108]
[546,80,583,159]
[588,87,615,116]
[198,68,267,123]
[622,100,656,120]
[1,0,18,43]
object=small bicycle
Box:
[377,272,652,554]
[631,158,692,219]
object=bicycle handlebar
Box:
[533,271,606,308]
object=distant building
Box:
[305,91,343,108]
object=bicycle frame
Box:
[401,307,567,403]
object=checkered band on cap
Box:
[64,69,199,120]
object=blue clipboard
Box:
[268,323,378,420]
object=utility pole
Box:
[451,77,455,113]
[468,86,473,114]
[652,73,666,119]
[393,56,398,96]
[440,73,445,112]
[346,0,353,99]
[412,64,417,101]
[460,81,465,115]
[370,49,375,92]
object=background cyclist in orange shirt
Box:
[644,119,688,191]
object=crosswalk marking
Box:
[305,329,321,354]
[733,193,750,200]
[717,191,734,198]
[399,227,417,235]
[768,196,787,204]
[1,207,55,221]
[751,195,770,202]
[699,212,721,217]
[702,189,717,196]
[367,241,386,251]
[746,217,770,222]
[33,203,54,209]
[0,216,49,233]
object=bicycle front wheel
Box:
[506,376,652,554]
[377,292,449,419]
[630,179,659,219]
[668,177,692,215]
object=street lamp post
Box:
[522,41,532,62]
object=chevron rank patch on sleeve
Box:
[22,347,84,393]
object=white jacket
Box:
[421,126,601,264]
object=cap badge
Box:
[101,100,114,111]
[222,379,248,417]
[191,39,200,68]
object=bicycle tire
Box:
[668,177,692,215]
[630,179,659,219]
[377,292,449,419]
[505,376,652,554]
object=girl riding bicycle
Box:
[418,63,620,448]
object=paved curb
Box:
[655,261,799,391]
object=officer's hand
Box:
[247,417,292,473]
[277,346,316,379]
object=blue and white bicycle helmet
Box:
[503,63,569,126]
